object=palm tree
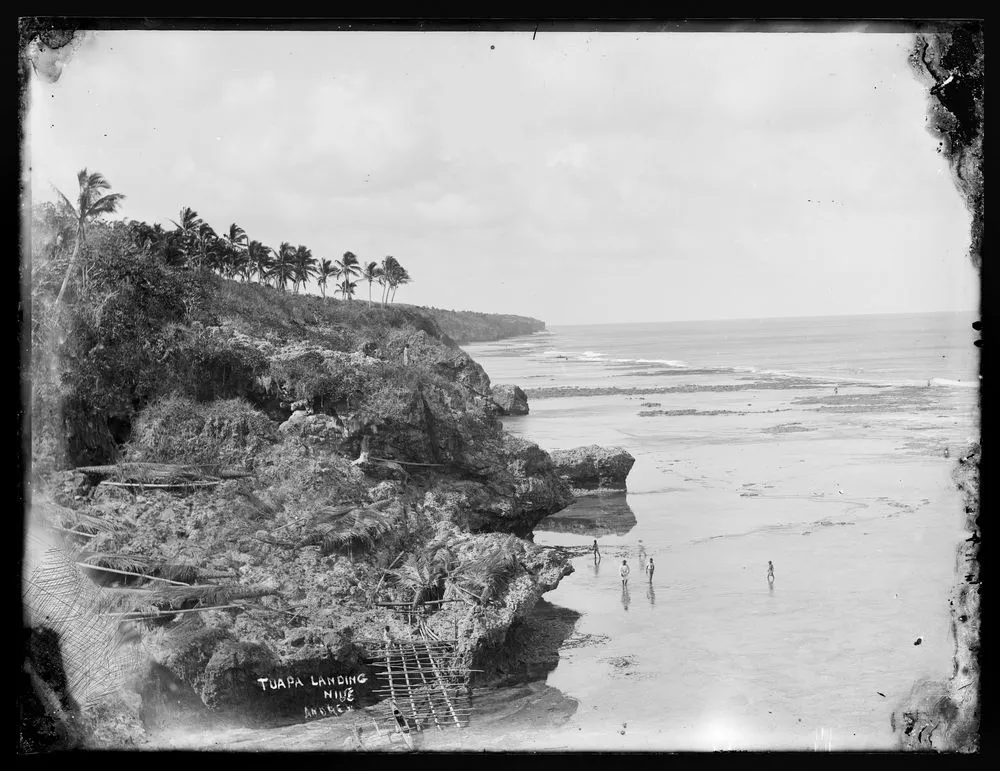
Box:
[193,222,218,271]
[220,222,248,278]
[291,245,316,294]
[170,207,203,236]
[334,252,362,301]
[317,258,338,298]
[389,265,411,304]
[377,256,398,307]
[379,255,406,306]
[53,168,127,305]
[169,207,203,265]
[335,278,357,301]
[248,240,273,284]
[388,553,449,607]
[361,260,382,307]
[223,223,248,254]
[270,242,295,292]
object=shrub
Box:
[125,395,278,470]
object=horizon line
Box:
[543,308,979,328]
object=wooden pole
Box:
[75,562,192,586]
[423,640,463,728]
[397,642,423,729]
[101,603,245,618]
[409,642,444,731]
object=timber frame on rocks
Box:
[359,635,475,734]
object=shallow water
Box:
[456,314,977,751]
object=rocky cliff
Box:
[26,272,573,745]
[404,306,546,344]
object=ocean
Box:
[459,311,979,751]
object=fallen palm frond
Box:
[312,503,360,525]
[76,551,154,573]
[37,500,128,539]
[75,551,201,585]
[101,480,221,489]
[297,507,396,557]
[446,535,524,604]
[103,603,247,619]
[75,462,249,485]
[93,583,278,615]
[75,562,192,586]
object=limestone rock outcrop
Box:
[492,384,529,416]
[549,445,636,492]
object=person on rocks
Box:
[767,561,775,584]
[403,343,410,366]
[619,559,631,588]
[645,556,655,582]
[592,539,601,563]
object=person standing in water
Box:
[592,539,601,563]
[767,561,775,583]
[645,556,655,581]
[620,559,631,588]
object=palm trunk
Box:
[54,228,84,306]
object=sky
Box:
[24,29,979,325]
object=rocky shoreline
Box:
[23,278,632,751]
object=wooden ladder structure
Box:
[362,637,474,734]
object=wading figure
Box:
[767,560,775,584]
[592,539,601,563]
[620,559,630,588]
[645,556,655,582]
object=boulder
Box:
[434,435,574,536]
[549,445,636,492]
[492,384,529,416]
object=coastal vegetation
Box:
[44,171,414,305]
